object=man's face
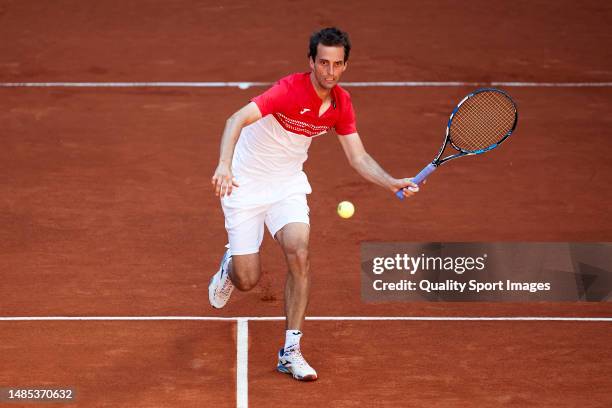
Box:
[309,44,347,90]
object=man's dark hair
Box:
[308,27,351,62]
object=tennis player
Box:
[209,27,420,381]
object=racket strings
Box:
[450,91,516,152]
[453,95,513,149]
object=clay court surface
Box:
[1,1,611,407]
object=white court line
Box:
[0,316,610,321]
[2,315,609,408]
[0,316,238,321]
[236,318,248,408]
[1,81,612,88]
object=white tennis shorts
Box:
[220,172,311,255]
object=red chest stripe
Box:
[273,112,331,137]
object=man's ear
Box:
[309,57,315,70]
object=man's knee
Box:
[233,274,259,291]
[231,259,260,291]
[287,246,309,262]
[284,245,310,274]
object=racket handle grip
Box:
[395,163,437,200]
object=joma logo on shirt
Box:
[300,108,311,114]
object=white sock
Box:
[284,329,302,352]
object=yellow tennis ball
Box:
[337,201,355,219]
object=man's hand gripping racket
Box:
[397,88,518,199]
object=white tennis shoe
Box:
[277,346,318,381]
[208,245,234,309]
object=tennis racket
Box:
[396,88,518,200]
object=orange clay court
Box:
[1,1,611,407]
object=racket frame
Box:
[396,88,518,199]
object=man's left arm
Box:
[337,133,420,199]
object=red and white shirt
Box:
[231,72,357,181]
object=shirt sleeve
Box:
[335,93,357,136]
[250,78,291,117]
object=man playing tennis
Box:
[209,27,420,381]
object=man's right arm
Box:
[212,102,262,197]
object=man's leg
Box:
[275,222,311,330]
[228,254,261,291]
[210,202,266,308]
[274,222,317,381]
[209,250,262,308]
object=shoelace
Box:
[285,348,310,369]
[219,278,233,298]
[218,259,234,299]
